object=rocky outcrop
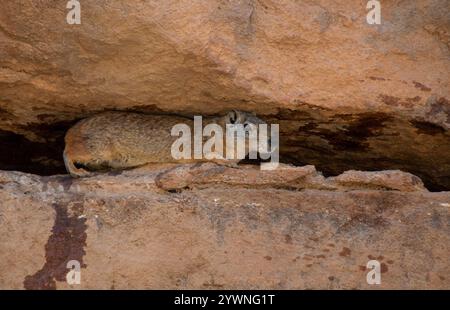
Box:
[155,163,427,192]
[0,0,449,190]
[0,164,449,289]
[0,0,449,122]
[0,0,449,290]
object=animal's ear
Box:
[228,110,238,123]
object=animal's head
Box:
[217,110,270,159]
[224,110,266,129]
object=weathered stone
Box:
[0,0,449,190]
[155,163,330,191]
[329,170,427,192]
[0,0,448,124]
[0,166,448,289]
[0,0,449,290]
[155,163,427,192]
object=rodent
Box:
[63,110,267,177]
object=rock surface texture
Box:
[0,0,449,189]
[0,0,449,289]
[0,164,449,289]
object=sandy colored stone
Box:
[329,170,427,192]
[0,165,449,289]
[155,163,330,191]
[154,162,427,192]
[0,0,448,128]
[0,0,449,290]
[0,172,54,289]
[0,1,449,190]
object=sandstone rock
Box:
[0,165,448,289]
[0,0,449,190]
[155,163,331,191]
[155,163,427,192]
[329,170,427,192]
[0,0,449,290]
[0,0,448,123]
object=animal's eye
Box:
[244,122,250,129]
[230,111,237,124]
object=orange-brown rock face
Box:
[0,0,449,189]
[0,0,449,118]
[0,1,449,289]
[0,165,449,289]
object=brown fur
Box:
[64,111,267,177]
